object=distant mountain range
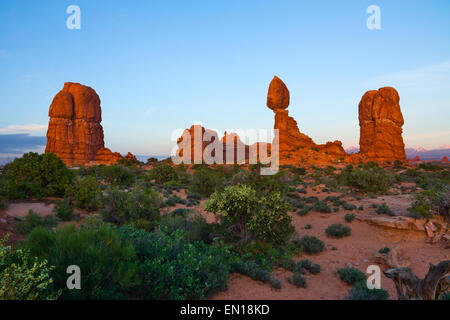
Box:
[345,146,450,160]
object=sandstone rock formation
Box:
[45,82,122,166]
[125,152,138,163]
[267,76,346,165]
[358,87,406,162]
[175,125,254,164]
[442,156,449,163]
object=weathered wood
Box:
[384,260,450,300]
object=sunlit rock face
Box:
[358,87,406,162]
[45,82,122,166]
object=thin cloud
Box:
[368,60,450,89]
[0,124,48,134]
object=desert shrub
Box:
[297,206,311,216]
[247,193,295,244]
[102,187,161,225]
[304,196,319,204]
[326,224,351,238]
[53,200,75,221]
[296,259,321,274]
[288,272,307,288]
[205,184,294,244]
[270,278,282,289]
[4,152,73,199]
[304,224,312,229]
[231,259,274,284]
[376,203,394,216]
[313,201,331,213]
[66,176,102,211]
[119,226,231,299]
[190,167,224,197]
[407,190,438,219]
[23,223,140,299]
[158,213,217,244]
[171,208,192,216]
[327,167,396,194]
[0,196,8,210]
[342,201,357,211]
[98,165,135,186]
[14,210,58,235]
[248,169,291,195]
[0,235,60,300]
[346,281,389,300]
[307,263,321,274]
[293,236,325,254]
[297,187,307,194]
[344,213,356,222]
[378,247,390,254]
[419,163,443,171]
[186,192,202,206]
[149,164,178,185]
[337,267,366,284]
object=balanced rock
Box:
[45,82,122,166]
[267,76,290,110]
[358,87,406,162]
[267,76,346,164]
[442,156,449,163]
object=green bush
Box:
[327,167,396,194]
[297,206,311,216]
[344,213,355,223]
[102,187,161,225]
[66,176,102,211]
[326,224,351,238]
[120,226,232,299]
[378,247,390,254]
[24,223,140,299]
[14,210,58,235]
[288,272,307,288]
[0,196,8,210]
[231,259,275,286]
[346,281,389,300]
[205,184,294,244]
[191,167,224,197]
[342,202,357,211]
[297,259,321,274]
[149,164,179,184]
[418,163,443,171]
[313,201,331,213]
[4,152,73,199]
[407,190,437,219]
[98,165,135,186]
[53,200,75,221]
[0,235,60,300]
[337,267,366,284]
[159,213,217,244]
[376,203,394,216]
[293,236,325,254]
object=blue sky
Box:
[1,0,449,156]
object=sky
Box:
[0,0,449,157]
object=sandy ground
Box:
[164,183,449,300]
[5,202,55,217]
[209,188,449,300]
